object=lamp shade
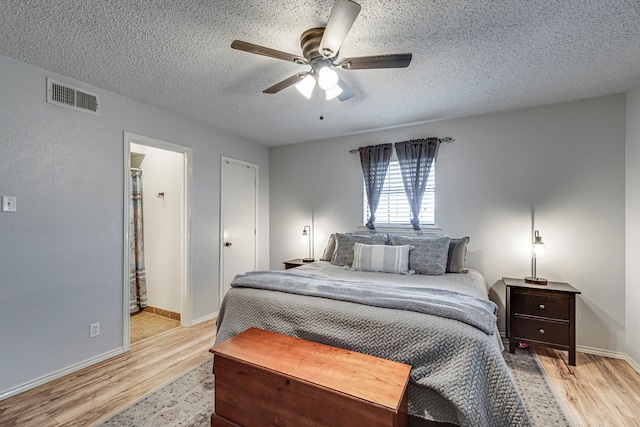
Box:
[325,85,343,100]
[531,230,546,258]
[295,74,316,99]
[525,230,547,285]
[302,225,313,262]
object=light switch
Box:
[2,196,17,212]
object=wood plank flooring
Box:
[130,311,181,343]
[534,346,640,427]
[2,324,640,426]
[0,318,217,427]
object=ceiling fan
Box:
[231,0,412,102]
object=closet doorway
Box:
[123,132,192,350]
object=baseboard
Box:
[501,334,640,375]
[576,344,626,359]
[625,354,640,375]
[192,310,218,326]
[577,345,640,375]
[139,305,180,321]
[0,347,124,401]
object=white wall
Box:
[132,144,183,314]
[626,83,640,368]
[0,54,270,396]
[270,94,626,354]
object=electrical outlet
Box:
[90,322,100,338]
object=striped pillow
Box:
[352,243,413,275]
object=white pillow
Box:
[320,234,336,261]
[351,243,413,275]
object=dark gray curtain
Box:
[130,169,148,313]
[395,138,439,230]
[359,143,393,230]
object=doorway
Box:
[123,132,192,350]
[220,156,258,303]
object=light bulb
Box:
[295,74,316,99]
[317,67,339,90]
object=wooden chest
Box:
[209,327,411,427]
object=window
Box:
[363,148,435,227]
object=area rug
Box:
[96,347,574,427]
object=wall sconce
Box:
[301,225,314,262]
[524,230,548,285]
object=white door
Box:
[220,157,257,302]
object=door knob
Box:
[225,242,232,247]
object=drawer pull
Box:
[539,304,546,310]
[538,328,545,335]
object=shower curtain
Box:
[130,169,148,313]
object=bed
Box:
[215,234,532,427]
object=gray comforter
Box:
[215,271,532,427]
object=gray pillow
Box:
[447,237,470,273]
[389,235,451,275]
[320,234,336,261]
[352,243,413,275]
[331,233,388,266]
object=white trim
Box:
[577,345,640,374]
[625,354,640,375]
[575,346,640,376]
[500,334,640,375]
[123,132,194,353]
[192,311,219,326]
[219,156,259,309]
[576,344,627,359]
[0,348,123,401]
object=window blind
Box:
[364,150,435,226]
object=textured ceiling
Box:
[1,0,639,146]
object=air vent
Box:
[47,78,100,116]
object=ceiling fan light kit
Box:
[295,74,316,99]
[230,0,412,103]
[325,84,343,100]
[318,67,339,90]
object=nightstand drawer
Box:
[514,316,569,346]
[513,289,570,320]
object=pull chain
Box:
[319,90,324,120]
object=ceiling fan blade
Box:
[263,72,309,94]
[337,78,354,101]
[338,53,412,70]
[319,0,361,58]
[231,40,307,64]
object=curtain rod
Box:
[349,137,454,153]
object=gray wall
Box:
[626,83,640,368]
[270,94,626,356]
[0,54,270,395]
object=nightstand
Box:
[504,277,581,366]
[283,259,307,269]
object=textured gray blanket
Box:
[231,270,498,334]
[216,273,532,426]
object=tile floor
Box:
[130,310,180,343]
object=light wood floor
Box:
[130,311,181,343]
[2,325,639,426]
[534,346,640,427]
[0,318,217,427]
